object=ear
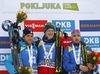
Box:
[23,37,25,40]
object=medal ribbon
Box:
[72,43,81,64]
[27,44,33,69]
[41,40,55,59]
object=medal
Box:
[45,58,50,64]
[41,40,55,64]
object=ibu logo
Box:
[52,20,75,32]
[81,36,100,48]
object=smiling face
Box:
[72,34,81,44]
[23,34,33,46]
[45,28,54,39]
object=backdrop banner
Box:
[0,0,100,73]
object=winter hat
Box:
[23,27,33,37]
[71,29,81,38]
[44,22,55,33]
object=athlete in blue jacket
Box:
[63,29,98,74]
[38,22,56,74]
[5,27,38,74]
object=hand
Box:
[80,65,89,72]
[87,63,96,70]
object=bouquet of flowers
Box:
[87,51,100,67]
[18,66,31,74]
[16,11,27,24]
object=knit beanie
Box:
[23,27,33,37]
[71,29,81,38]
[44,22,55,33]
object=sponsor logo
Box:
[0,53,10,65]
[0,37,10,48]
[52,20,75,32]
[81,36,100,48]
[21,3,79,11]
[24,20,47,32]
[80,20,100,31]
[63,3,79,11]
[2,20,13,32]
[63,41,71,43]
[61,36,72,48]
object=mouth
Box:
[28,40,32,42]
[75,39,79,42]
[47,35,52,37]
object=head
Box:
[23,27,33,46]
[71,29,81,44]
[44,22,55,39]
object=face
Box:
[45,28,54,39]
[23,34,33,46]
[72,34,81,44]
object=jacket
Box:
[5,37,38,74]
[63,42,98,73]
[38,34,56,74]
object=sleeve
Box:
[62,47,77,72]
[94,63,99,71]
[5,53,18,74]
[87,46,99,71]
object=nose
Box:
[29,37,32,40]
[75,36,79,40]
[49,31,54,34]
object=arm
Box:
[5,53,18,74]
[63,47,89,72]
[62,47,77,72]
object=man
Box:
[37,22,56,74]
[5,27,38,74]
[63,29,98,74]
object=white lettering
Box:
[84,38,99,44]
[67,22,71,27]
[1,55,9,61]
[56,22,71,28]
[95,38,99,43]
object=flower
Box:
[89,51,92,54]
[16,11,27,24]
[18,66,31,74]
[22,66,25,67]
[93,56,96,60]
[28,69,32,72]
[18,11,22,14]
[18,67,21,69]
[91,51,95,54]
[88,51,100,67]
[25,67,28,70]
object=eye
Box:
[46,30,50,32]
[31,35,33,37]
[51,30,54,32]
[73,35,76,37]
[77,35,80,37]
[26,35,29,37]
